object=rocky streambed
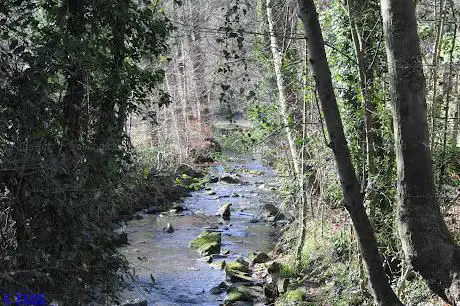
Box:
[116,156,288,306]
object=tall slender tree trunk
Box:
[344,0,377,198]
[430,0,446,151]
[63,0,85,146]
[380,0,460,303]
[165,74,183,162]
[439,17,457,191]
[296,0,402,304]
[452,75,460,146]
[187,0,208,135]
[266,0,300,176]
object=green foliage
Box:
[0,0,172,303]
[276,288,308,305]
[398,277,433,305]
[175,173,207,191]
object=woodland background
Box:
[0,0,459,305]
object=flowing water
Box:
[117,155,281,305]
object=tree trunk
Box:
[344,0,377,199]
[63,0,85,145]
[452,74,460,147]
[430,0,446,151]
[296,0,402,304]
[438,19,457,191]
[266,0,300,176]
[380,0,460,303]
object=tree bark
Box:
[296,0,402,304]
[439,16,457,191]
[267,0,301,176]
[430,0,446,151]
[380,0,460,303]
[63,0,85,145]
[343,0,377,199]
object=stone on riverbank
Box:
[261,203,285,221]
[225,259,254,282]
[198,242,220,256]
[248,252,271,265]
[220,175,240,184]
[217,203,232,220]
[112,232,128,246]
[163,223,174,233]
[172,204,186,212]
[277,278,290,294]
[225,290,252,303]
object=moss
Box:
[285,288,306,301]
[225,261,249,273]
[226,290,251,302]
[279,262,296,278]
[190,231,221,249]
[275,288,309,306]
[197,242,220,256]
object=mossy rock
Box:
[276,288,308,305]
[190,231,221,248]
[220,175,240,184]
[225,290,252,302]
[190,231,221,255]
[225,261,252,282]
[248,252,270,264]
[197,242,221,256]
[225,261,250,274]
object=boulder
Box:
[210,286,225,295]
[225,290,252,303]
[134,214,143,220]
[210,281,229,294]
[267,261,281,274]
[248,252,271,265]
[190,231,222,256]
[263,283,278,301]
[225,260,253,282]
[217,203,232,220]
[226,261,250,274]
[220,175,240,184]
[198,242,220,256]
[112,232,128,246]
[261,204,285,221]
[163,223,174,233]
[277,278,290,294]
[172,204,186,212]
[208,176,219,183]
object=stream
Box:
[117,155,282,306]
